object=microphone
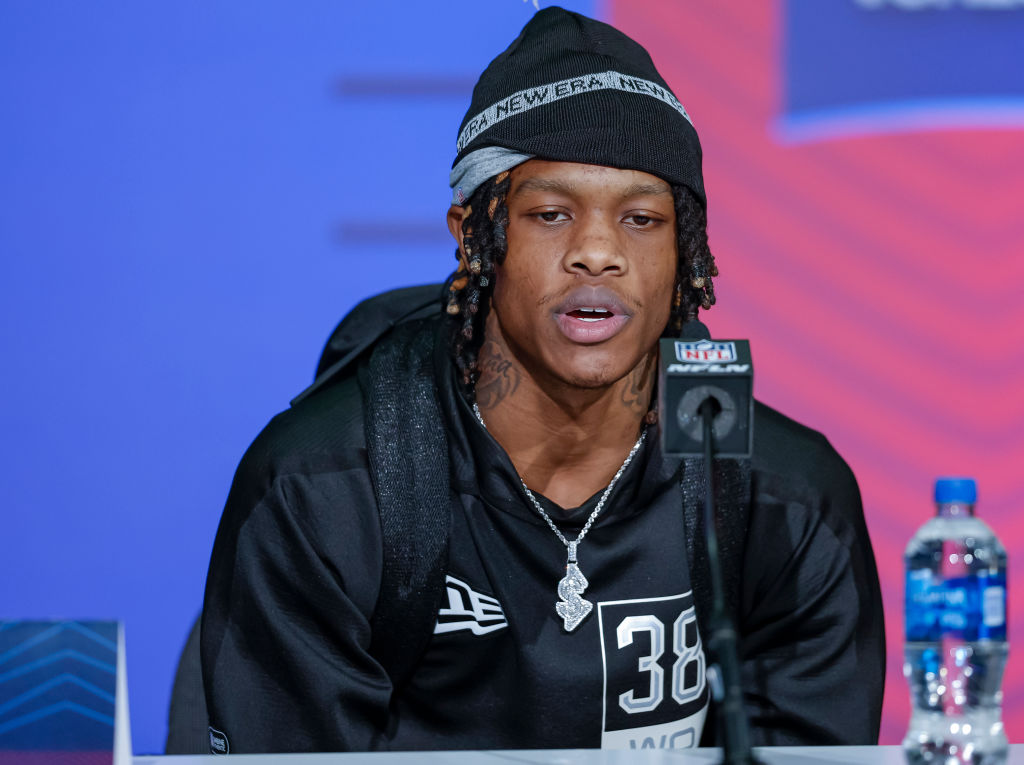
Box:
[660,323,762,765]
[658,325,753,459]
[679,319,711,340]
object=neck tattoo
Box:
[472,402,647,632]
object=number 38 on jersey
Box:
[598,592,709,750]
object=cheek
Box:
[641,245,679,313]
[490,264,535,326]
[645,284,675,332]
[493,248,548,309]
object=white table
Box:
[137,745,1024,764]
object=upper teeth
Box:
[577,307,608,322]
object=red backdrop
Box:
[612,0,1024,744]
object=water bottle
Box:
[903,477,1008,764]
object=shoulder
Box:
[210,371,382,612]
[249,374,365,473]
[225,372,370,519]
[203,372,386,672]
[748,400,867,556]
[744,402,873,600]
[751,400,859,508]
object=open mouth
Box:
[554,289,632,344]
[566,307,616,323]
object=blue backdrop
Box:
[0,0,597,753]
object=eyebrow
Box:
[511,177,672,200]
[621,182,673,198]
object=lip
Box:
[552,286,633,345]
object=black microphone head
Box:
[658,335,753,458]
[679,319,711,340]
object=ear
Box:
[447,204,472,272]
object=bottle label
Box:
[905,569,1006,641]
[984,585,1006,628]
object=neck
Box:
[474,334,655,510]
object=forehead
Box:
[508,160,672,200]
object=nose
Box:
[562,212,626,277]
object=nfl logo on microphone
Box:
[674,340,737,363]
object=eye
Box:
[534,210,569,223]
[625,214,659,228]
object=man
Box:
[201,7,884,753]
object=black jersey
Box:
[393,377,710,750]
[201,326,884,752]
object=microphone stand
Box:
[699,399,762,765]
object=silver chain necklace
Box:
[472,402,647,632]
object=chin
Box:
[551,352,634,391]
[558,372,618,390]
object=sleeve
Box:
[738,449,886,746]
[200,439,393,753]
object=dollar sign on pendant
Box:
[555,542,593,632]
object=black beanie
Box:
[449,7,704,207]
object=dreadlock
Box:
[444,171,512,391]
[444,174,717,395]
[672,182,718,329]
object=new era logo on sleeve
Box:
[434,575,509,636]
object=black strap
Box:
[364,319,453,690]
[681,457,752,650]
[681,456,751,747]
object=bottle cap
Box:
[934,477,977,504]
